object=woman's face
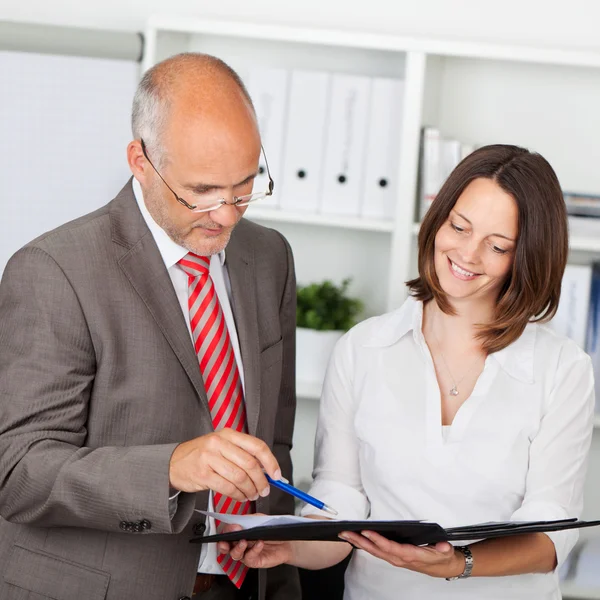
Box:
[434,177,518,305]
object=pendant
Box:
[449,386,459,396]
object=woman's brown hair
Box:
[407,144,568,354]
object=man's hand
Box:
[217,519,294,569]
[169,429,281,502]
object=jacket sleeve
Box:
[0,246,195,534]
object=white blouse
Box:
[301,297,595,600]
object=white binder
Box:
[418,126,442,221]
[279,70,331,213]
[360,77,405,220]
[320,74,371,217]
[245,66,289,208]
[549,263,593,349]
[440,138,462,183]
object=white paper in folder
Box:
[320,74,370,217]
[279,70,330,213]
[245,67,289,208]
[360,77,404,220]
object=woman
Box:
[220,144,595,599]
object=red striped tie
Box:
[178,252,250,588]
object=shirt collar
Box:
[363,295,535,384]
[132,177,225,270]
[490,323,536,384]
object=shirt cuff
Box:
[510,501,578,569]
[168,490,181,520]
[299,478,370,520]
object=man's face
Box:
[142,106,261,257]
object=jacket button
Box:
[193,522,206,535]
[119,521,128,531]
[140,519,152,530]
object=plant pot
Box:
[296,327,344,388]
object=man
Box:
[0,53,301,600]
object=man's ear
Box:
[127,139,148,183]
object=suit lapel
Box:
[226,230,261,437]
[109,181,212,421]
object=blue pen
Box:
[265,473,338,516]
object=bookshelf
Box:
[144,17,600,597]
[143,15,600,314]
[247,207,395,233]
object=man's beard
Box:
[145,182,236,256]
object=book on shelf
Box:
[569,215,600,240]
[564,191,600,219]
[586,263,600,414]
[548,264,593,350]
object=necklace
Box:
[430,328,483,397]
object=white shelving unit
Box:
[143,15,600,314]
[144,17,600,597]
[247,207,395,233]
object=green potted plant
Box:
[296,278,364,386]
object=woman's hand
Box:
[339,530,464,578]
[216,519,294,569]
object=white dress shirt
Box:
[133,177,245,575]
[301,296,595,599]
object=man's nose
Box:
[209,202,241,227]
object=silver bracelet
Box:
[445,545,474,580]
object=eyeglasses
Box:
[140,139,274,213]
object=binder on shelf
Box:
[564,191,600,218]
[417,126,442,220]
[586,263,600,413]
[279,70,331,213]
[360,77,404,221]
[440,138,462,185]
[192,517,600,545]
[319,74,371,217]
[548,264,592,349]
[245,66,290,209]
[417,129,473,220]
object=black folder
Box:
[190,518,600,546]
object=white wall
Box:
[1,0,599,52]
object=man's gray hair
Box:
[131,53,254,167]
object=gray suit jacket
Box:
[0,181,301,600]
